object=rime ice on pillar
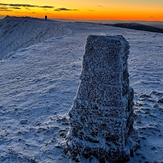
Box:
[67,35,137,162]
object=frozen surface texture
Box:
[68,35,137,162]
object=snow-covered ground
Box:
[0,17,163,163]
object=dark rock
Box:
[158,97,163,103]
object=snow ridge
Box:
[0,16,70,60]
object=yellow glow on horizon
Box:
[0,0,163,21]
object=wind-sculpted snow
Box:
[0,16,70,59]
[0,19,163,163]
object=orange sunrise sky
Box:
[0,0,163,21]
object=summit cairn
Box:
[67,35,137,162]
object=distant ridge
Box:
[109,23,163,34]
[0,16,70,60]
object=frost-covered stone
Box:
[67,35,137,162]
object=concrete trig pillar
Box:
[67,35,137,162]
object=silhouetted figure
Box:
[45,15,47,20]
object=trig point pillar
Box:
[67,35,137,162]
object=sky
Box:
[0,0,163,21]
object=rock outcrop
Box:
[67,35,137,162]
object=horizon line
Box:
[0,15,163,23]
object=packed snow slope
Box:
[0,17,163,163]
[0,16,70,59]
